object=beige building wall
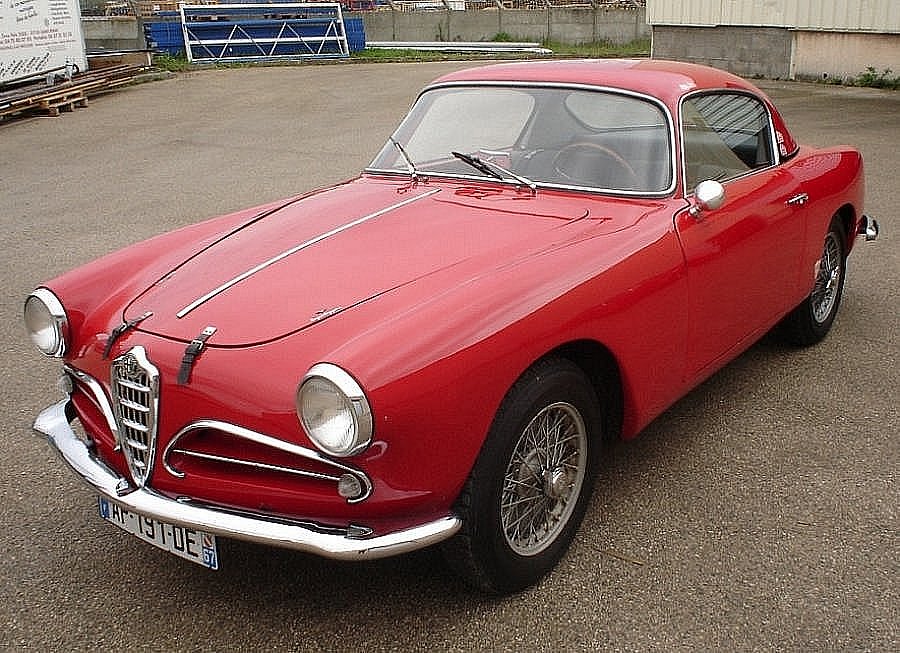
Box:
[792,31,900,81]
[648,0,900,80]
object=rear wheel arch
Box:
[781,212,848,346]
[835,203,855,248]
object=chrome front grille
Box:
[110,346,160,487]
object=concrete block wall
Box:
[497,10,551,43]
[652,24,900,81]
[548,8,648,45]
[81,8,648,52]
[651,26,793,79]
[82,16,145,51]
[358,7,649,45]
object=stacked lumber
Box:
[0,65,146,120]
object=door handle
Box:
[787,193,809,206]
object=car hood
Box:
[125,179,592,346]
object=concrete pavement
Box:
[1,63,896,651]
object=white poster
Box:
[0,0,87,85]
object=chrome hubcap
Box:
[811,232,842,324]
[544,466,571,500]
[501,402,588,556]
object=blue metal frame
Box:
[179,3,350,63]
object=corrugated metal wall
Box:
[648,0,900,32]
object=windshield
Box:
[368,85,673,194]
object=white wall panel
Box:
[648,0,900,32]
[647,0,722,26]
[724,0,788,27]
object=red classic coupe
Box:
[27,59,878,593]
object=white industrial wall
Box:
[648,0,900,32]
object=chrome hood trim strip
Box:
[176,188,442,319]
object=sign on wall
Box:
[0,0,87,86]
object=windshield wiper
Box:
[390,136,419,182]
[451,151,504,181]
[451,151,536,195]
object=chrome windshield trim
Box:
[366,80,678,197]
[33,400,461,560]
[363,169,675,198]
[176,188,442,319]
[163,419,374,503]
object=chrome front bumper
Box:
[34,400,461,561]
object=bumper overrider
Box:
[859,214,880,242]
[34,399,461,560]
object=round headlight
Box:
[297,363,373,457]
[24,288,68,357]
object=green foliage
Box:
[151,37,652,69]
[851,67,899,90]
[152,53,192,72]
[540,37,651,58]
[350,49,504,62]
[350,37,650,63]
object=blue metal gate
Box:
[179,3,350,63]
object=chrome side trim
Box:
[163,419,374,503]
[65,364,119,446]
[33,400,461,560]
[170,449,341,483]
[176,188,442,318]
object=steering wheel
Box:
[552,142,641,189]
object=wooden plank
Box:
[0,65,145,119]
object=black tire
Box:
[442,358,601,594]
[781,215,847,346]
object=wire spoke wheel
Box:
[500,402,588,556]
[442,358,601,593]
[811,231,844,324]
[780,215,847,347]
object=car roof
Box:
[431,59,761,103]
[429,58,799,159]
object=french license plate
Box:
[98,497,219,570]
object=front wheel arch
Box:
[442,356,603,594]
[551,340,624,443]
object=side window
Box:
[682,93,775,191]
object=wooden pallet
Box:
[0,65,146,120]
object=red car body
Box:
[29,59,877,592]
